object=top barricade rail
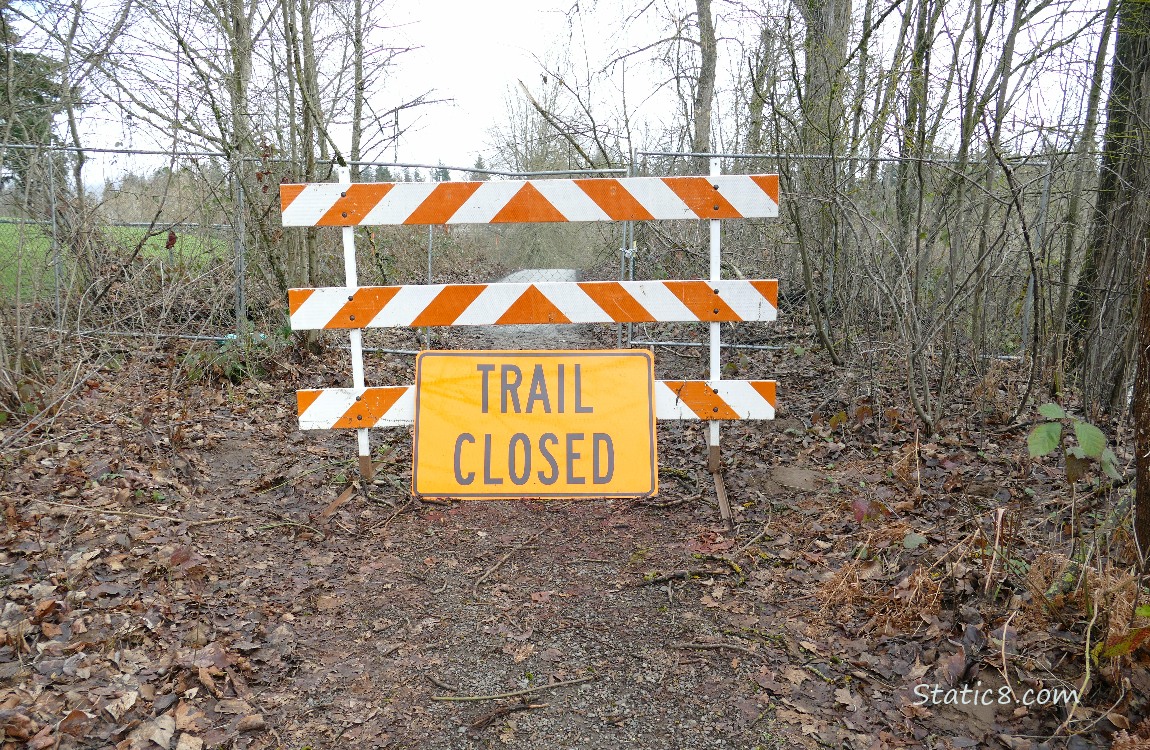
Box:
[279,175,780,227]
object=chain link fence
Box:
[0,144,1065,358]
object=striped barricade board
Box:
[295,380,777,430]
[281,175,779,226]
[288,280,778,329]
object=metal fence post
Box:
[1022,166,1052,355]
[49,154,61,329]
[232,174,247,339]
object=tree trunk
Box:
[1136,247,1150,570]
[1071,0,1150,417]
[794,0,851,365]
[744,26,774,156]
[691,0,716,172]
[350,0,364,178]
[1052,0,1117,391]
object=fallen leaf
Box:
[198,666,220,696]
[215,698,253,715]
[903,532,928,550]
[834,687,863,712]
[174,701,211,732]
[175,734,204,750]
[104,690,138,722]
[1108,712,1131,730]
[133,715,175,750]
[58,709,90,737]
[236,714,265,732]
[26,726,54,750]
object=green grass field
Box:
[0,220,227,299]
[0,221,55,299]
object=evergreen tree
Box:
[0,12,63,187]
[468,156,491,181]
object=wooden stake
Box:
[712,470,732,529]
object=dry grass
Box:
[816,521,943,630]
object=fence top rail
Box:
[635,150,1058,166]
[280,174,779,227]
[0,143,629,179]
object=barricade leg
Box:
[336,167,374,481]
[709,157,732,526]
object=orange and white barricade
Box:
[281,170,779,508]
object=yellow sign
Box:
[412,350,657,499]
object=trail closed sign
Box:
[412,350,657,499]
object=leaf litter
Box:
[1,323,1148,749]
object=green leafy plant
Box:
[184,331,280,384]
[1095,606,1150,660]
[1027,403,1121,483]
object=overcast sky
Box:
[384,1,587,173]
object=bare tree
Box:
[1071,0,1150,416]
[691,0,717,170]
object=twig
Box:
[985,507,1006,595]
[926,530,978,572]
[668,641,760,658]
[426,674,459,692]
[253,462,338,495]
[368,499,413,531]
[1054,597,1099,736]
[636,567,739,586]
[999,610,1019,699]
[31,499,240,527]
[318,484,357,522]
[642,497,686,509]
[258,521,323,535]
[729,520,773,560]
[472,528,549,597]
[467,701,548,730]
[432,676,594,702]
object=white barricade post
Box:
[281,173,780,519]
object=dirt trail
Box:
[483,269,598,352]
